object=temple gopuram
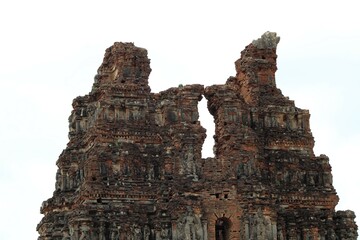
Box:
[37,32,358,240]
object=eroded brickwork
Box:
[37,33,358,240]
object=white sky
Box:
[0,1,359,239]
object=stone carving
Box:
[69,224,79,240]
[37,34,357,240]
[131,224,142,240]
[183,145,198,180]
[110,223,120,240]
[249,209,276,240]
[176,207,203,240]
[159,224,171,240]
[98,222,106,240]
[143,225,151,240]
[79,223,90,240]
[61,227,71,240]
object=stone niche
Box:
[37,33,357,240]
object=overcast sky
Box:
[0,1,359,239]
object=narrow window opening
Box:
[216,217,231,240]
[198,97,215,158]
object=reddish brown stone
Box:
[37,33,357,240]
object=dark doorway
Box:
[215,217,231,240]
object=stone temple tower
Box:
[37,32,357,240]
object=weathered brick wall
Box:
[37,33,357,240]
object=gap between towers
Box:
[198,95,215,158]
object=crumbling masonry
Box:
[37,32,358,240]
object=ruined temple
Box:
[37,32,358,240]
